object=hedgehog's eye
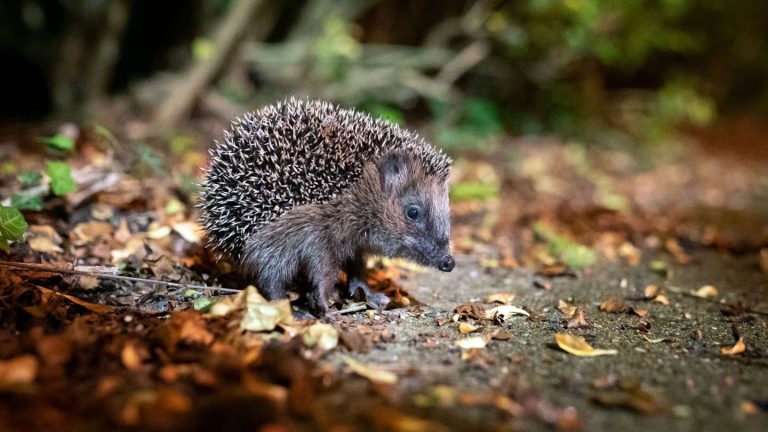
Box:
[405,205,420,221]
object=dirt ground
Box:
[327,251,768,431]
[1,129,767,431]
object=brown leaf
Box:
[557,299,577,317]
[484,292,516,304]
[342,356,397,384]
[35,286,112,313]
[491,331,514,341]
[691,285,718,299]
[555,333,617,357]
[458,322,479,334]
[599,298,629,314]
[567,307,588,328]
[121,340,147,370]
[72,221,114,244]
[760,249,768,274]
[720,337,746,356]
[0,354,39,385]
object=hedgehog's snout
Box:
[438,255,455,272]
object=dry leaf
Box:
[301,323,339,352]
[691,285,718,299]
[485,305,530,322]
[342,356,397,384]
[0,354,38,385]
[72,221,114,243]
[240,286,294,332]
[599,298,629,313]
[652,294,670,305]
[146,223,172,239]
[455,336,487,350]
[720,337,746,356]
[172,221,202,244]
[458,322,479,334]
[491,331,514,341]
[555,333,618,357]
[618,242,641,267]
[35,286,112,313]
[121,340,146,370]
[760,249,768,274]
[643,285,660,299]
[557,299,577,317]
[484,292,516,304]
[27,236,64,253]
[642,335,678,344]
[567,307,588,328]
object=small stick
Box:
[0,260,242,294]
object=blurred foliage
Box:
[3,0,768,147]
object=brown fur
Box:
[242,150,453,315]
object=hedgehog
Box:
[198,98,454,316]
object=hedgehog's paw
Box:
[348,277,391,310]
[292,307,318,321]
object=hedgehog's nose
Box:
[438,255,455,272]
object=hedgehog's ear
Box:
[378,150,409,193]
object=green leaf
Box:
[18,171,43,186]
[0,205,27,252]
[46,160,76,196]
[450,182,500,201]
[93,123,118,146]
[533,222,597,269]
[40,134,75,152]
[11,192,43,211]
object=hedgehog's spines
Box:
[199,98,451,259]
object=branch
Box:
[0,260,241,294]
[151,0,268,132]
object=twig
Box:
[0,260,242,294]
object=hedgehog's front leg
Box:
[305,257,339,317]
[344,256,390,310]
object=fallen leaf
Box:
[666,238,691,264]
[567,307,588,328]
[491,331,514,341]
[691,285,718,299]
[643,285,660,299]
[618,242,641,267]
[555,333,618,357]
[485,305,530,322]
[740,400,759,415]
[121,340,146,370]
[72,221,114,243]
[760,249,768,274]
[146,223,172,239]
[27,236,63,253]
[642,335,678,344]
[301,323,338,352]
[35,286,112,313]
[652,294,670,305]
[240,286,294,331]
[458,322,479,334]
[172,221,202,244]
[485,292,516,304]
[455,336,487,350]
[720,337,746,356]
[557,299,577,317]
[0,354,38,385]
[342,356,397,384]
[599,298,629,313]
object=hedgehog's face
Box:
[377,151,454,272]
